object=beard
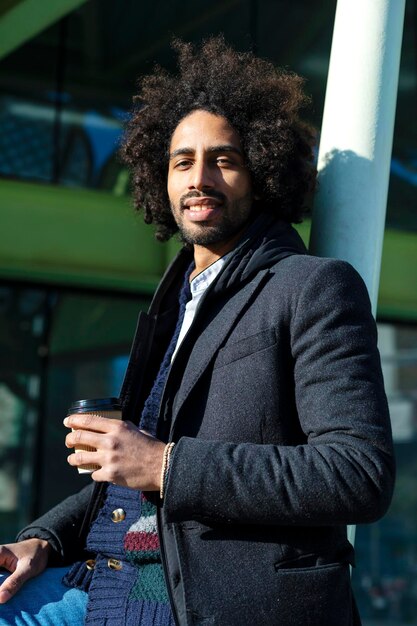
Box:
[171,190,254,246]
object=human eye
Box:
[174,159,192,170]
[216,156,233,166]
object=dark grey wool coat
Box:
[18,214,395,626]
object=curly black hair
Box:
[121,36,317,242]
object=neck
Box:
[190,230,243,280]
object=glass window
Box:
[0,284,149,541]
[352,322,417,625]
[0,286,49,539]
[1,1,416,622]
[1,1,415,231]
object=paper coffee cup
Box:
[68,397,122,474]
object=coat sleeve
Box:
[16,483,95,565]
[163,259,395,526]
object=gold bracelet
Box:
[160,442,175,500]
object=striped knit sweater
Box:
[124,493,168,604]
[82,485,174,625]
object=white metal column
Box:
[309,0,406,314]
[309,0,405,546]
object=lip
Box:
[181,196,223,222]
[184,205,221,222]
[183,197,222,208]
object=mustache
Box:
[180,190,226,207]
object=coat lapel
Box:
[170,269,270,430]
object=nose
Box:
[188,160,215,191]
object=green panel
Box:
[0,1,21,20]
[378,230,417,321]
[0,0,88,60]
[0,178,416,320]
[294,221,417,322]
[293,221,310,247]
[0,179,167,292]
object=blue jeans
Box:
[0,568,87,625]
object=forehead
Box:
[169,110,242,151]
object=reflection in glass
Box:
[353,323,417,625]
[0,285,148,542]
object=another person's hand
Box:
[0,538,51,603]
[64,414,165,491]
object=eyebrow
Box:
[169,144,243,160]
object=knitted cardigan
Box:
[64,266,193,625]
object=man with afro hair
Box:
[0,37,394,626]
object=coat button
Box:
[85,559,96,570]
[111,508,126,523]
[108,558,122,571]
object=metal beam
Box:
[0,0,88,60]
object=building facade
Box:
[0,1,416,623]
